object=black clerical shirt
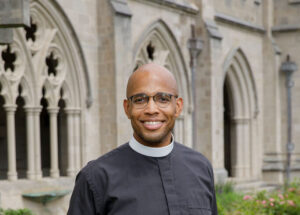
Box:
[67,141,218,215]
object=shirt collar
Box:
[129,134,174,157]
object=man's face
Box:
[124,67,183,147]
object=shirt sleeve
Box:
[211,183,218,215]
[208,164,218,215]
[67,170,99,215]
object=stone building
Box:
[0,0,299,214]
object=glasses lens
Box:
[131,94,148,108]
[130,93,175,109]
[154,93,172,108]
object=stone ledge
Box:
[110,0,132,17]
[141,0,199,15]
[214,13,266,33]
[205,19,223,40]
[272,24,300,33]
[263,165,300,172]
[289,0,300,4]
[254,0,261,5]
[0,0,30,27]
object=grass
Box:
[216,179,300,215]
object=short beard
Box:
[132,123,174,147]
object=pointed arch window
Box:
[0,0,90,181]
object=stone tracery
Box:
[0,0,88,180]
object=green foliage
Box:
[216,180,300,215]
[0,208,33,215]
[215,181,235,194]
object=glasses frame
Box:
[127,92,178,109]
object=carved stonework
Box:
[0,2,69,109]
[135,34,171,69]
[0,40,26,104]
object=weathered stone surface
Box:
[215,12,265,33]
[0,28,13,44]
[110,0,132,17]
[0,0,30,27]
[205,19,223,40]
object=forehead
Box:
[128,71,176,96]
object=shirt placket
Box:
[157,156,181,215]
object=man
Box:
[67,63,218,215]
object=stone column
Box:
[5,105,17,181]
[24,107,35,179]
[65,108,75,176]
[231,118,248,178]
[111,0,132,147]
[48,107,59,178]
[33,107,42,179]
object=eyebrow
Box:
[128,92,173,99]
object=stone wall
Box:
[213,0,263,26]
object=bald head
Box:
[126,63,178,98]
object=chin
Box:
[139,132,170,146]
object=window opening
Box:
[24,18,37,42]
[146,42,155,60]
[46,52,58,76]
[40,88,50,177]
[1,45,16,72]
[16,88,27,179]
[0,95,7,180]
[58,97,67,176]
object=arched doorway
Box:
[222,48,259,179]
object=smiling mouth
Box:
[142,121,164,130]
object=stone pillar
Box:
[48,107,59,178]
[5,105,17,181]
[33,107,42,179]
[199,18,227,183]
[231,118,249,178]
[65,109,75,177]
[110,0,132,147]
[24,107,35,179]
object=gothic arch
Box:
[0,0,89,180]
[133,19,192,147]
[223,48,259,178]
[223,48,259,118]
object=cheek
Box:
[128,110,142,121]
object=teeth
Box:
[144,121,161,125]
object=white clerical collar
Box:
[129,134,174,157]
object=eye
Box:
[156,94,171,103]
[133,96,147,104]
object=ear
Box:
[174,97,183,118]
[123,99,131,119]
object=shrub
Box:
[0,208,33,215]
[216,180,300,215]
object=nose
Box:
[144,97,159,114]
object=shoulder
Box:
[174,142,213,171]
[79,143,131,181]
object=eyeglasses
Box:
[128,92,178,109]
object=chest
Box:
[103,157,213,215]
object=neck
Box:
[133,133,172,148]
